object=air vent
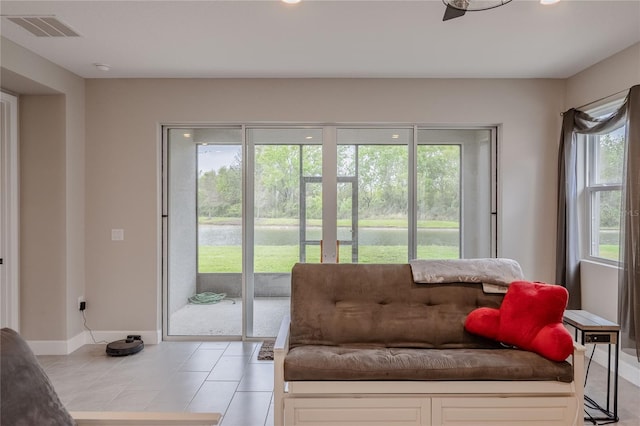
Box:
[5,16,80,37]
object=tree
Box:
[198,170,218,218]
[598,133,624,183]
[417,145,460,222]
[198,143,463,223]
[597,133,625,228]
[357,145,408,218]
[255,145,300,218]
[197,153,242,218]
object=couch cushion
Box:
[284,345,574,383]
[290,263,505,349]
[1,328,76,426]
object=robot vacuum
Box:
[106,335,144,357]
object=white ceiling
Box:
[1,0,639,79]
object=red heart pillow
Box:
[464,280,574,362]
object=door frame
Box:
[1,91,20,331]
[161,123,498,341]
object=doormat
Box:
[257,339,275,361]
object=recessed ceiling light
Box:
[540,0,560,5]
[183,133,192,138]
[282,0,301,4]
[305,136,313,139]
[391,134,400,139]
[94,63,111,72]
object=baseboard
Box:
[591,345,640,388]
[68,330,88,353]
[27,331,84,355]
[82,330,161,346]
[28,330,161,355]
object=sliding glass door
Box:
[337,128,410,263]
[417,129,494,259]
[247,128,322,337]
[165,128,243,337]
[163,125,496,339]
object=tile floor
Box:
[39,341,273,426]
[39,341,640,426]
[581,350,640,426]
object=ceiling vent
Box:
[5,16,80,37]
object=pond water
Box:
[598,230,619,245]
[198,225,621,247]
[198,224,460,246]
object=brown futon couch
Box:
[274,262,584,426]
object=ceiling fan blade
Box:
[443,4,467,21]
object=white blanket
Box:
[409,258,525,294]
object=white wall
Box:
[580,260,619,322]
[168,132,197,317]
[565,43,640,109]
[19,95,67,340]
[84,78,565,336]
[0,37,86,348]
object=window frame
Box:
[580,102,625,266]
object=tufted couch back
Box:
[289,263,505,349]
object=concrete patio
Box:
[168,297,290,338]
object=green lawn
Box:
[598,245,619,261]
[198,245,459,273]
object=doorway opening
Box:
[1,92,19,331]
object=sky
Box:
[197,144,241,174]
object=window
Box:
[584,121,625,263]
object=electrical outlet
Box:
[78,296,86,311]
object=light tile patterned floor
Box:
[38,341,640,426]
[38,341,274,426]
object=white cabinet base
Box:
[432,396,578,426]
[285,398,430,426]
[282,396,578,426]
